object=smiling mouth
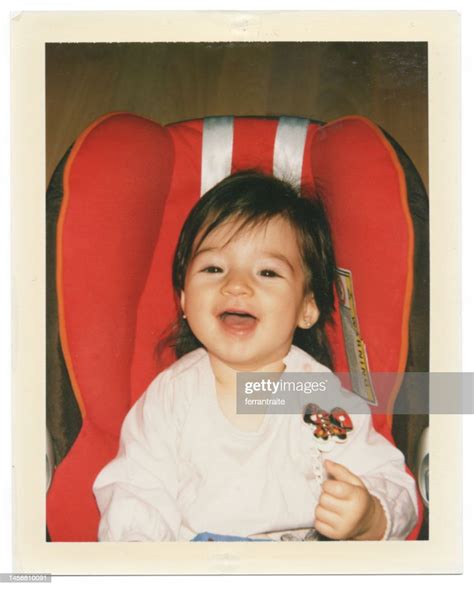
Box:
[219,310,258,334]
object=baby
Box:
[93,171,418,541]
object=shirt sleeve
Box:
[325,403,419,540]
[93,371,182,541]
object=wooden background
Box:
[46,42,428,186]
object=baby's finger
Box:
[325,460,363,487]
[314,518,339,540]
[314,505,341,529]
[318,491,345,515]
[322,478,353,499]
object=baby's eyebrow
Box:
[260,251,295,272]
[192,246,220,260]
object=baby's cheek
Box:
[187,292,211,314]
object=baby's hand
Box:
[314,460,387,540]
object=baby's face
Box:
[181,216,319,371]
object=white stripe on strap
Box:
[200,117,234,197]
[273,117,310,190]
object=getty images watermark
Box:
[243,376,329,405]
[236,372,474,415]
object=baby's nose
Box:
[221,271,253,296]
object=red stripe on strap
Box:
[231,118,279,174]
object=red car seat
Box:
[46,113,427,541]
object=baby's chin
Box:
[206,345,288,373]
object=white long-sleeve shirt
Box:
[93,346,418,541]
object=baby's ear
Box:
[297,295,319,329]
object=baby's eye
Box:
[201,266,223,274]
[258,269,281,278]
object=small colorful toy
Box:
[303,404,354,442]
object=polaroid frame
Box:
[11,11,461,574]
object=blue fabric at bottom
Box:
[191,532,273,542]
